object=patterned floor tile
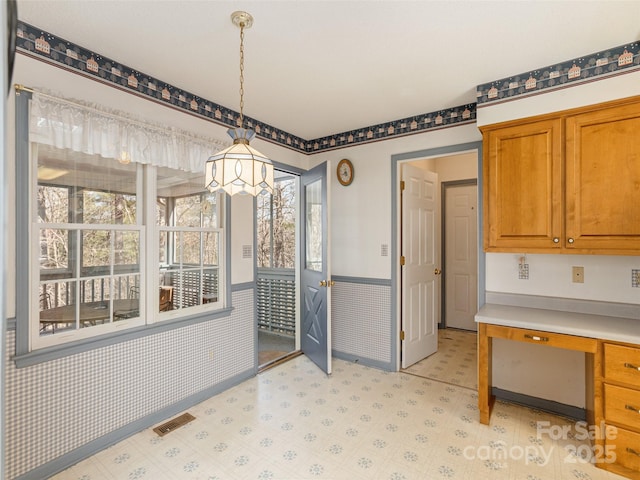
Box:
[50,353,628,480]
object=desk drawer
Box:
[605,343,640,386]
[485,324,597,352]
[605,426,640,472]
[604,383,640,429]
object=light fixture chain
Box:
[238,23,245,127]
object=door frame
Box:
[391,142,484,371]
[441,178,478,330]
[254,161,305,370]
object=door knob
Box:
[319,280,327,287]
[434,268,442,275]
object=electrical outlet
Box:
[632,269,640,288]
[572,266,584,284]
[518,263,529,280]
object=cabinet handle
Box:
[567,237,575,244]
[624,362,640,372]
[552,237,560,243]
[524,334,549,342]
[627,447,640,457]
[625,404,640,414]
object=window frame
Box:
[14,91,233,366]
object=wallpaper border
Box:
[15,21,475,154]
[476,41,640,107]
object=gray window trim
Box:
[13,90,234,365]
[15,90,30,357]
[13,307,234,368]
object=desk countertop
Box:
[476,303,640,344]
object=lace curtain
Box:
[29,91,228,174]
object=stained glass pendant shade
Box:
[205,127,274,196]
[205,11,274,196]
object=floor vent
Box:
[153,413,195,436]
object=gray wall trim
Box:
[253,193,259,370]
[15,90,30,356]
[492,387,586,421]
[485,292,640,319]
[391,141,482,163]
[232,281,256,292]
[13,307,234,368]
[477,145,486,308]
[272,160,306,176]
[332,350,394,372]
[442,179,477,188]
[332,275,391,286]
[391,141,484,371]
[224,196,232,307]
[14,367,256,480]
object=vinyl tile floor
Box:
[402,328,478,390]
[53,355,625,480]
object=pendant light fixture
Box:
[205,11,274,196]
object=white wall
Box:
[487,253,640,304]
[435,151,477,182]
[308,123,482,280]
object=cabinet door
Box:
[483,118,562,251]
[566,101,640,253]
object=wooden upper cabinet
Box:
[482,95,640,255]
[565,101,640,253]
[483,118,562,251]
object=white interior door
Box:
[401,164,440,368]
[445,184,478,331]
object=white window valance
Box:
[29,91,228,174]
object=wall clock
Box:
[337,159,354,186]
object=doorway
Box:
[394,144,482,371]
[256,170,300,368]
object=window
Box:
[35,145,145,348]
[19,93,228,353]
[157,168,222,315]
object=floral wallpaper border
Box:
[15,21,475,154]
[476,41,640,106]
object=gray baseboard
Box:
[492,387,586,421]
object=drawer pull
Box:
[624,362,640,372]
[524,334,549,342]
[625,404,640,414]
[627,447,640,457]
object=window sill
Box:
[13,306,234,368]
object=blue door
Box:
[300,162,331,374]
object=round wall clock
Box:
[337,159,354,186]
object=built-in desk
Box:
[476,303,640,479]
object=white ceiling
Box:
[16,0,640,140]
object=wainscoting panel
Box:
[331,279,392,369]
[5,289,255,480]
